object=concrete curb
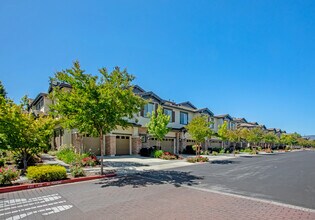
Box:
[0,173,116,194]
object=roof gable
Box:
[177,101,197,110]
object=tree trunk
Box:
[233,143,236,157]
[23,151,28,173]
[100,130,104,175]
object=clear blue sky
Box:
[0,0,314,135]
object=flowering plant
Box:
[81,156,98,167]
[0,167,20,186]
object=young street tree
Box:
[0,97,55,171]
[218,121,228,148]
[186,115,213,155]
[246,127,264,150]
[227,128,242,156]
[263,132,278,151]
[49,61,145,174]
[147,106,170,150]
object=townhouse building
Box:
[29,83,287,156]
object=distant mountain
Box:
[304,135,315,140]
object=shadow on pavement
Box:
[210,160,240,165]
[103,161,149,168]
[96,170,202,188]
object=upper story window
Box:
[143,103,154,117]
[180,112,188,125]
[163,108,173,122]
[210,117,214,129]
[35,99,44,110]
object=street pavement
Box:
[1,151,315,220]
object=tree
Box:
[186,115,213,155]
[246,127,264,149]
[0,97,55,171]
[49,61,145,174]
[147,106,170,150]
[218,121,228,148]
[227,128,242,155]
[263,132,278,150]
[0,80,7,99]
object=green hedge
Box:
[26,165,67,182]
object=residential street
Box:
[1,151,315,220]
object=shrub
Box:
[212,151,218,156]
[234,150,240,154]
[241,148,252,153]
[139,147,155,157]
[257,147,262,151]
[187,156,209,163]
[70,166,85,178]
[0,167,20,186]
[56,147,87,165]
[219,148,225,154]
[26,165,67,182]
[285,146,292,151]
[0,158,5,167]
[201,150,210,155]
[160,151,178,160]
[152,150,164,158]
[81,156,98,167]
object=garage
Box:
[161,138,175,153]
[116,135,131,155]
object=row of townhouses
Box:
[28,83,287,156]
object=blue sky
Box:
[0,0,314,135]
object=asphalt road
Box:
[172,150,315,209]
[1,151,315,220]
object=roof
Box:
[48,82,72,93]
[233,118,248,123]
[214,114,233,121]
[132,85,146,94]
[195,108,214,116]
[177,101,197,110]
[29,93,48,108]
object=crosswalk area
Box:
[0,193,73,220]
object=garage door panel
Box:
[116,136,130,155]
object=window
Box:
[210,117,214,129]
[163,108,173,122]
[144,103,154,117]
[180,112,188,125]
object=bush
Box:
[240,148,252,153]
[234,150,240,154]
[152,150,164,158]
[257,147,262,151]
[0,167,20,186]
[26,165,67,182]
[139,147,155,157]
[219,148,225,154]
[48,150,58,156]
[56,147,87,165]
[70,166,85,178]
[160,151,178,160]
[81,156,98,167]
[200,150,210,155]
[212,151,218,156]
[0,158,5,167]
[187,156,209,163]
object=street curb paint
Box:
[0,173,116,194]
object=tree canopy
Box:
[49,61,145,174]
[147,106,170,148]
[0,96,55,170]
[0,80,7,99]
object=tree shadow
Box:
[210,160,240,165]
[96,170,203,188]
[103,161,150,168]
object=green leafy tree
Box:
[147,106,170,150]
[227,128,243,155]
[280,133,299,148]
[246,127,264,149]
[0,97,55,171]
[186,115,213,155]
[49,61,145,174]
[263,132,278,150]
[0,80,7,99]
[218,121,228,148]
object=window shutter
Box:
[172,111,175,122]
[155,103,158,114]
[140,108,144,117]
